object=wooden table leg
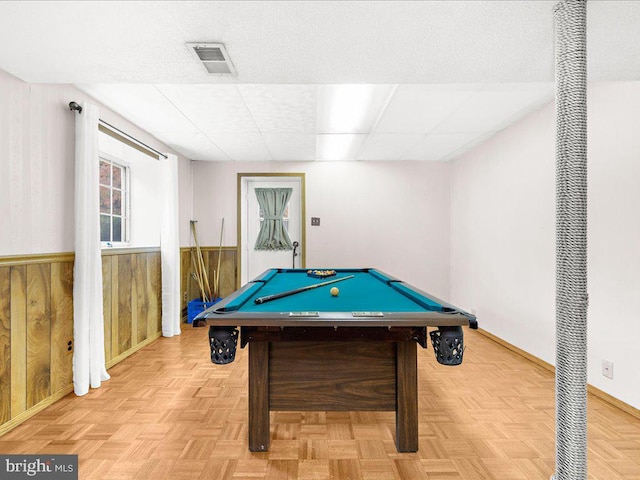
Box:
[249,341,270,452]
[396,341,418,452]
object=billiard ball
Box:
[330,287,339,296]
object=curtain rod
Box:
[69,101,168,159]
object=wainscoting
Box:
[180,246,237,309]
[101,249,162,367]
[0,248,162,435]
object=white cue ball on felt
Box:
[330,287,339,296]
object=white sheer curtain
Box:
[73,102,110,396]
[161,153,181,337]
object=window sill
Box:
[101,246,161,256]
[101,243,130,249]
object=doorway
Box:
[237,173,306,286]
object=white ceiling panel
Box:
[316,134,368,161]
[434,84,554,134]
[158,132,230,161]
[78,84,197,134]
[4,2,640,84]
[238,85,318,134]
[402,133,480,161]
[155,85,259,133]
[317,85,396,134]
[209,133,272,162]
[77,82,557,162]
[374,85,478,134]
[358,134,423,161]
[262,134,317,162]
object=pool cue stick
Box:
[190,269,206,302]
[191,221,211,301]
[189,222,204,300]
[215,218,224,299]
[254,275,355,305]
[191,220,212,301]
[190,249,207,301]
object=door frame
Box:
[237,172,306,288]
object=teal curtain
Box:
[254,188,293,251]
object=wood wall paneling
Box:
[130,255,138,348]
[117,255,133,354]
[135,253,148,344]
[50,262,73,394]
[207,249,237,299]
[110,257,119,358]
[1,249,163,436]
[102,256,112,362]
[180,247,238,309]
[180,249,191,310]
[26,264,51,409]
[10,265,27,417]
[147,252,161,335]
[0,267,10,424]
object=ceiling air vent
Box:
[186,43,236,76]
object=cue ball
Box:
[330,287,339,296]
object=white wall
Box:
[0,68,193,255]
[0,70,76,255]
[587,83,640,410]
[192,161,452,298]
[451,82,640,409]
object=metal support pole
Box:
[552,1,588,479]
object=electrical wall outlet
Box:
[184,292,188,302]
[311,217,321,226]
[602,360,614,379]
[66,338,73,355]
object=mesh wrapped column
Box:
[553,1,588,479]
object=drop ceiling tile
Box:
[238,85,317,133]
[434,83,554,133]
[261,134,316,161]
[157,132,230,161]
[374,85,478,134]
[316,134,368,161]
[317,85,396,134]
[77,84,197,134]
[155,84,259,133]
[358,133,423,161]
[402,132,479,161]
[208,133,272,161]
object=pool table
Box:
[197,268,477,453]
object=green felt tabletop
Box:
[228,268,444,313]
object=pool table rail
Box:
[197,267,477,330]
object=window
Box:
[99,158,129,244]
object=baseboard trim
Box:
[0,386,74,437]
[106,331,163,369]
[587,384,640,419]
[476,328,640,420]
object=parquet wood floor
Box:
[1,328,638,479]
